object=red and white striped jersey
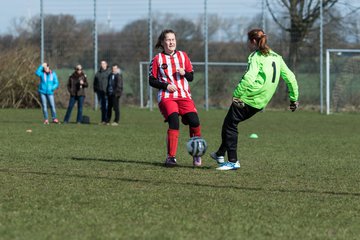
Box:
[149,50,193,102]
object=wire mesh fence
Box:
[37,0,360,112]
[326,49,360,114]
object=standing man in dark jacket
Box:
[64,65,88,123]
[106,64,123,126]
[94,60,111,124]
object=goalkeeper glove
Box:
[232,97,245,108]
[289,101,299,112]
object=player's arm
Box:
[149,76,168,90]
[148,58,168,90]
[280,57,299,102]
[184,71,194,81]
[280,57,299,111]
[176,69,193,81]
[181,52,194,82]
[233,53,260,98]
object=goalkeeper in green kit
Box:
[211,28,299,171]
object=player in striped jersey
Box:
[149,29,202,167]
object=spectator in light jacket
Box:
[35,62,60,124]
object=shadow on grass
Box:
[71,156,213,169]
[1,168,359,198]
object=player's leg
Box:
[178,99,200,136]
[159,99,179,167]
[182,112,201,137]
[179,99,202,166]
[210,108,233,164]
[216,103,260,170]
[167,112,179,163]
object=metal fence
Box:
[39,0,360,112]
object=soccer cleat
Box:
[193,156,202,167]
[216,161,240,171]
[111,122,119,126]
[53,118,60,124]
[210,152,225,164]
[43,119,49,125]
[164,156,177,167]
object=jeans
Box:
[97,91,108,122]
[40,93,57,120]
[107,95,120,123]
[64,96,85,123]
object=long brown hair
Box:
[155,29,176,50]
[248,29,270,55]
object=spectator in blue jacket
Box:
[35,62,60,124]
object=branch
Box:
[266,0,289,31]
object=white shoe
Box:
[216,161,240,170]
[210,152,225,164]
[193,156,202,167]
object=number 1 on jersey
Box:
[271,61,276,83]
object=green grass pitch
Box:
[0,107,359,239]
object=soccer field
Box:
[0,108,359,240]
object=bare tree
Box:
[0,45,40,108]
[266,0,338,70]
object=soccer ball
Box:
[186,137,208,157]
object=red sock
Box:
[189,126,201,138]
[167,129,179,157]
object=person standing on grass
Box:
[149,29,203,167]
[94,60,111,124]
[63,65,88,124]
[210,28,299,171]
[106,64,123,126]
[35,62,60,124]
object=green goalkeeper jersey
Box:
[233,50,299,109]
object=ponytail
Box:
[248,29,270,55]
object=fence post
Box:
[204,0,209,111]
[140,62,144,108]
[326,49,330,115]
[93,0,98,110]
[320,0,324,113]
[40,0,44,64]
[148,0,153,111]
